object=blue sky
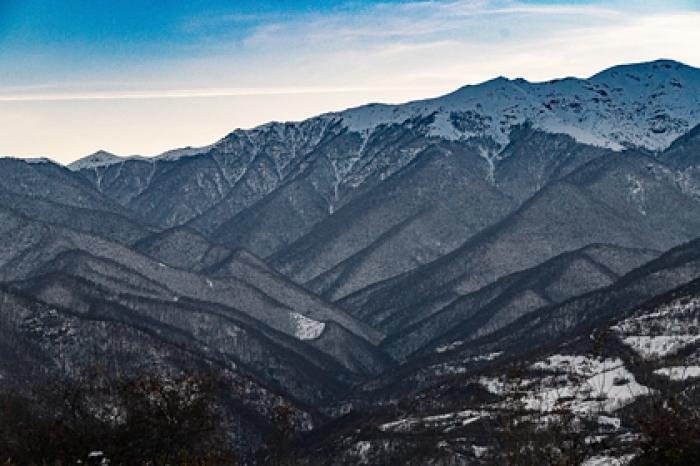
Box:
[1,0,700,162]
[1,0,406,86]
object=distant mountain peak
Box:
[67,145,212,171]
[68,150,129,171]
[591,58,695,79]
[153,145,212,162]
[23,157,53,165]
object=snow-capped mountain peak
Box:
[67,150,132,171]
[590,59,695,85]
[67,145,212,171]
[154,145,212,162]
[329,59,700,153]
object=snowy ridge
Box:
[23,157,53,165]
[154,145,213,162]
[332,60,700,153]
[67,150,146,171]
[66,60,700,173]
[68,145,211,171]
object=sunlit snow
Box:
[290,312,326,340]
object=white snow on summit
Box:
[331,59,700,153]
[67,150,136,171]
[68,145,211,171]
[154,145,212,162]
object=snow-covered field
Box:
[614,295,700,360]
[480,354,650,415]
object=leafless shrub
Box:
[0,371,238,465]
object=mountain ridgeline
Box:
[2,59,700,463]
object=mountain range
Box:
[1,59,700,464]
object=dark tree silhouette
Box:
[0,372,239,465]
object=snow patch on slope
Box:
[379,409,484,433]
[614,294,700,359]
[582,454,635,466]
[290,312,325,340]
[526,360,650,413]
[622,335,700,359]
[481,355,651,414]
[654,366,700,381]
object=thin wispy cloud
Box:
[0,86,420,102]
[242,1,621,44]
[4,1,696,99]
[224,0,699,91]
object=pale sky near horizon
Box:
[2,0,700,164]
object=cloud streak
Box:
[0,86,422,102]
[243,1,622,44]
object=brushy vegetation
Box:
[2,361,700,465]
[0,371,238,465]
